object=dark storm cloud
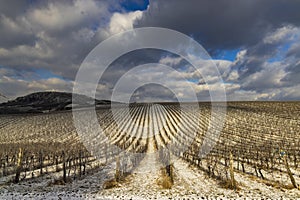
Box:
[130,83,177,102]
[221,24,300,95]
[0,1,36,48]
[282,63,300,85]
[287,43,300,58]
[133,0,300,101]
[233,42,283,79]
[135,0,300,50]
[0,0,29,17]
[0,0,115,80]
[0,0,299,101]
[101,49,185,86]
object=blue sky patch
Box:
[212,49,240,61]
[267,42,291,63]
[120,0,149,11]
[33,69,65,80]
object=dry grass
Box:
[157,176,173,189]
[102,179,119,189]
[157,167,173,189]
[219,179,240,191]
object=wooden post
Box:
[2,159,6,176]
[229,152,237,189]
[115,156,121,182]
[224,157,228,179]
[68,157,72,177]
[169,164,174,184]
[284,156,298,189]
[258,168,264,179]
[254,164,258,177]
[55,155,59,172]
[3,155,9,176]
[62,151,67,183]
[39,150,43,175]
[241,157,245,173]
[293,150,298,169]
[14,148,23,183]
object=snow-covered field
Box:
[1,153,299,199]
[0,102,299,199]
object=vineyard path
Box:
[128,136,163,191]
[100,136,164,197]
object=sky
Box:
[0,0,300,102]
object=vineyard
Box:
[0,102,299,199]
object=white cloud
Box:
[0,1,300,101]
[263,25,299,44]
[241,61,288,90]
[0,42,54,59]
[227,90,258,101]
[226,70,239,81]
[28,0,107,31]
[159,56,182,66]
[108,11,143,35]
[233,49,247,65]
[0,1,147,84]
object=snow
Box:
[1,102,300,199]
[1,148,299,199]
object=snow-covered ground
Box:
[1,103,300,199]
[1,142,299,199]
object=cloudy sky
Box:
[0,0,300,102]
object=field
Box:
[0,102,299,199]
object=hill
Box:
[0,91,113,114]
